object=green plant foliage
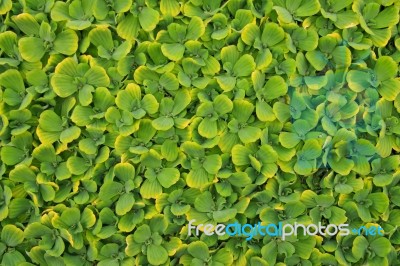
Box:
[0,0,400,265]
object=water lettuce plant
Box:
[0,0,400,265]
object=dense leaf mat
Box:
[1,0,400,265]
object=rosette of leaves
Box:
[272,0,321,24]
[52,206,96,249]
[232,143,278,181]
[301,190,347,224]
[50,0,96,30]
[0,184,12,221]
[186,191,237,224]
[25,69,55,105]
[183,0,225,18]
[382,209,400,245]
[286,26,319,53]
[292,139,322,175]
[251,72,288,122]
[204,13,231,41]
[374,100,400,157]
[351,233,393,265]
[215,154,252,197]
[0,69,34,110]
[0,132,33,166]
[289,52,329,92]
[93,0,132,21]
[0,225,26,265]
[21,0,54,16]
[151,88,191,131]
[116,0,160,40]
[177,58,211,89]
[6,109,32,136]
[322,128,376,176]
[0,31,25,68]
[283,90,319,126]
[263,172,302,204]
[195,93,232,139]
[13,13,78,62]
[180,241,233,266]
[321,171,364,194]
[95,243,134,266]
[9,164,59,204]
[36,109,81,145]
[370,155,400,187]
[338,188,389,222]
[260,231,316,266]
[88,26,132,62]
[24,217,67,259]
[319,0,359,29]
[114,119,156,163]
[117,42,147,77]
[155,188,200,225]
[105,106,140,137]
[77,127,107,155]
[116,83,159,120]
[66,146,110,177]
[215,45,256,92]
[347,56,400,102]
[330,136,376,176]
[342,26,373,50]
[279,119,319,149]
[32,143,71,180]
[139,150,180,199]
[181,40,221,76]
[260,200,308,225]
[125,215,173,265]
[141,42,174,74]
[71,87,115,127]
[181,141,222,188]
[188,117,221,148]
[133,66,179,102]
[353,0,399,47]
[307,39,352,74]
[50,57,110,106]
[259,122,297,167]
[220,99,262,149]
[316,92,359,135]
[156,16,205,61]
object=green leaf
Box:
[12,13,40,35]
[203,154,222,174]
[157,168,180,188]
[232,145,251,165]
[233,54,255,77]
[346,70,371,92]
[161,43,185,61]
[147,244,168,265]
[239,126,262,144]
[187,16,205,40]
[188,241,209,260]
[139,7,160,32]
[117,14,139,40]
[99,181,124,200]
[370,237,392,258]
[1,225,24,247]
[152,117,174,131]
[375,56,397,82]
[67,156,89,175]
[116,193,135,216]
[54,30,79,55]
[18,37,45,62]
